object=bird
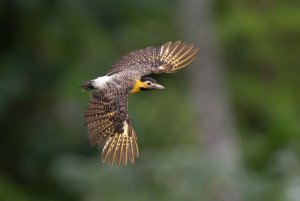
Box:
[81,41,198,166]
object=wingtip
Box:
[158,40,199,73]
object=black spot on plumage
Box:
[115,123,124,134]
[140,87,149,91]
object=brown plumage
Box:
[107,40,198,76]
[81,41,198,166]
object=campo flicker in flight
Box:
[81,41,198,166]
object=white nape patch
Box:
[158,66,164,70]
[92,75,111,89]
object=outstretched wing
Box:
[84,91,139,166]
[107,41,198,76]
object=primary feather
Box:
[107,41,198,76]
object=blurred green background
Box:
[1,0,300,201]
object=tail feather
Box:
[80,81,95,90]
[102,119,139,166]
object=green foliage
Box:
[217,0,300,170]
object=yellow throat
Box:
[131,79,148,94]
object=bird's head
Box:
[131,77,165,94]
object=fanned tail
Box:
[102,119,139,166]
[80,80,95,90]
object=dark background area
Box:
[1,0,300,201]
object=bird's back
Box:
[93,71,139,96]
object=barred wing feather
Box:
[107,41,198,76]
[84,92,139,166]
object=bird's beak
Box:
[152,83,165,90]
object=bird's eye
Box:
[147,82,151,85]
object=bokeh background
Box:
[1,0,300,201]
